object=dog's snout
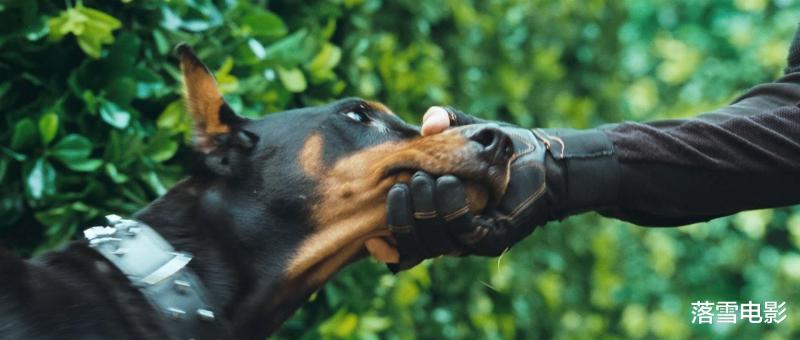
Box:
[467,127,513,163]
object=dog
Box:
[0,45,513,339]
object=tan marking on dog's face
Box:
[299,133,324,178]
[251,101,511,335]
[367,101,394,115]
[284,127,506,288]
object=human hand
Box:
[386,107,555,271]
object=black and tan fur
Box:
[0,45,511,339]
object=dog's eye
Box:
[344,111,369,123]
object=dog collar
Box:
[84,215,231,339]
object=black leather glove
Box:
[387,109,620,271]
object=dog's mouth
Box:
[363,124,515,264]
[267,122,514,333]
[287,123,514,281]
[385,124,514,204]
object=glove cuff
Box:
[535,128,620,217]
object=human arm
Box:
[385,26,800,269]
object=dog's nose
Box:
[467,126,514,163]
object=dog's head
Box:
[176,45,512,336]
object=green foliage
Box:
[2,0,800,339]
[48,4,122,58]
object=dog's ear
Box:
[176,44,254,153]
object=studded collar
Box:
[84,215,231,340]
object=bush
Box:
[2,0,799,338]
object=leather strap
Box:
[84,215,231,340]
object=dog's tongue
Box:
[365,238,399,264]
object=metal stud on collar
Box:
[167,307,187,319]
[105,214,123,224]
[84,214,230,338]
[110,247,128,256]
[85,215,149,246]
[197,309,215,322]
[174,280,191,294]
[83,226,118,241]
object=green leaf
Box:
[277,67,307,93]
[157,100,192,141]
[0,82,10,98]
[81,90,98,113]
[47,5,121,58]
[157,100,185,128]
[240,10,287,38]
[144,129,179,163]
[143,171,167,196]
[359,314,392,333]
[47,8,80,41]
[134,67,166,99]
[0,191,24,229]
[51,134,92,165]
[11,118,37,151]
[262,29,311,66]
[215,57,239,94]
[99,100,131,129]
[319,309,359,338]
[34,205,72,227]
[38,112,59,146]
[248,38,266,60]
[105,77,136,104]
[0,158,7,183]
[307,43,342,81]
[145,139,178,163]
[64,158,103,172]
[1,146,27,162]
[26,158,55,200]
[152,29,169,55]
[104,163,128,184]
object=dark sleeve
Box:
[540,24,800,227]
[597,72,800,226]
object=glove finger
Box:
[442,107,487,126]
[387,183,424,260]
[433,175,488,246]
[410,171,457,256]
[467,212,538,257]
[466,215,510,257]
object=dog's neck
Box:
[132,179,262,337]
[131,176,343,338]
[133,178,245,313]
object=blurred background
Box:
[2,0,800,338]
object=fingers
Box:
[442,107,487,126]
[387,183,423,259]
[421,106,451,136]
[420,106,489,136]
[410,172,437,218]
[410,172,457,256]
[434,175,471,229]
[433,175,486,245]
[389,171,504,269]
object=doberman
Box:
[0,45,513,339]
